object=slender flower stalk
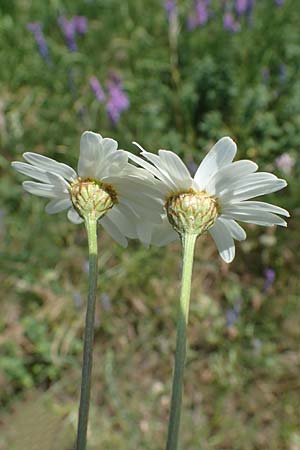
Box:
[166,233,196,450]
[76,215,98,450]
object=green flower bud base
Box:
[166,190,219,236]
[70,178,117,221]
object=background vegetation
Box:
[0,0,299,449]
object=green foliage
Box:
[0,0,300,449]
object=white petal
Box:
[221,208,287,227]
[158,150,193,187]
[194,137,237,189]
[67,207,84,224]
[120,198,163,223]
[222,179,287,202]
[205,160,258,195]
[101,215,128,247]
[137,222,154,246]
[220,172,281,199]
[78,131,103,178]
[23,152,77,181]
[46,172,70,192]
[45,198,72,214]
[209,219,235,263]
[12,162,52,183]
[108,175,166,199]
[141,151,180,190]
[102,137,118,154]
[128,150,167,183]
[128,149,176,191]
[121,164,155,179]
[23,181,66,198]
[105,206,137,239]
[150,218,178,247]
[96,150,127,178]
[224,201,289,217]
[218,217,246,241]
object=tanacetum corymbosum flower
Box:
[128,137,289,262]
[12,131,162,247]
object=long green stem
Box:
[166,233,197,450]
[76,216,98,450]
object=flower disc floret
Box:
[70,178,117,221]
[166,190,219,236]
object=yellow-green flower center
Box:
[165,190,219,236]
[70,178,117,221]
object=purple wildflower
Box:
[235,0,248,15]
[279,63,287,83]
[223,13,240,33]
[58,16,77,52]
[275,0,284,5]
[235,0,255,16]
[82,259,89,273]
[101,293,112,311]
[187,15,198,30]
[90,76,106,103]
[264,268,275,291]
[196,0,209,25]
[73,292,83,309]
[165,0,177,19]
[226,298,242,327]
[187,0,209,30]
[74,16,88,34]
[106,74,129,125]
[262,67,270,83]
[275,153,295,174]
[252,338,262,355]
[27,22,51,63]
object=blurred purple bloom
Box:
[264,268,275,291]
[90,76,106,103]
[188,0,209,30]
[74,16,88,34]
[226,298,242,327]
[73,292,83,309]
[252,338,262,355]
[235,0,254,15]
[262,67,270,83]
[275,153,295,174]
[223,13,240,32]
[196,0,209,25]
[275,0,284,5]
[279,63,287,83]
[101,293,112,311]
[106,74,129,124]
[187,15,197,30]
[82,259,89,273]
[58,16,77,51]
[235,0,248,14]
[58,16,88,51]
[165,0,177,19]
[27,22,51,63]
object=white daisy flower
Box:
[128,137,289,263]
[12,131,162,247]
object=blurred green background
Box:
[0,0,299,449]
